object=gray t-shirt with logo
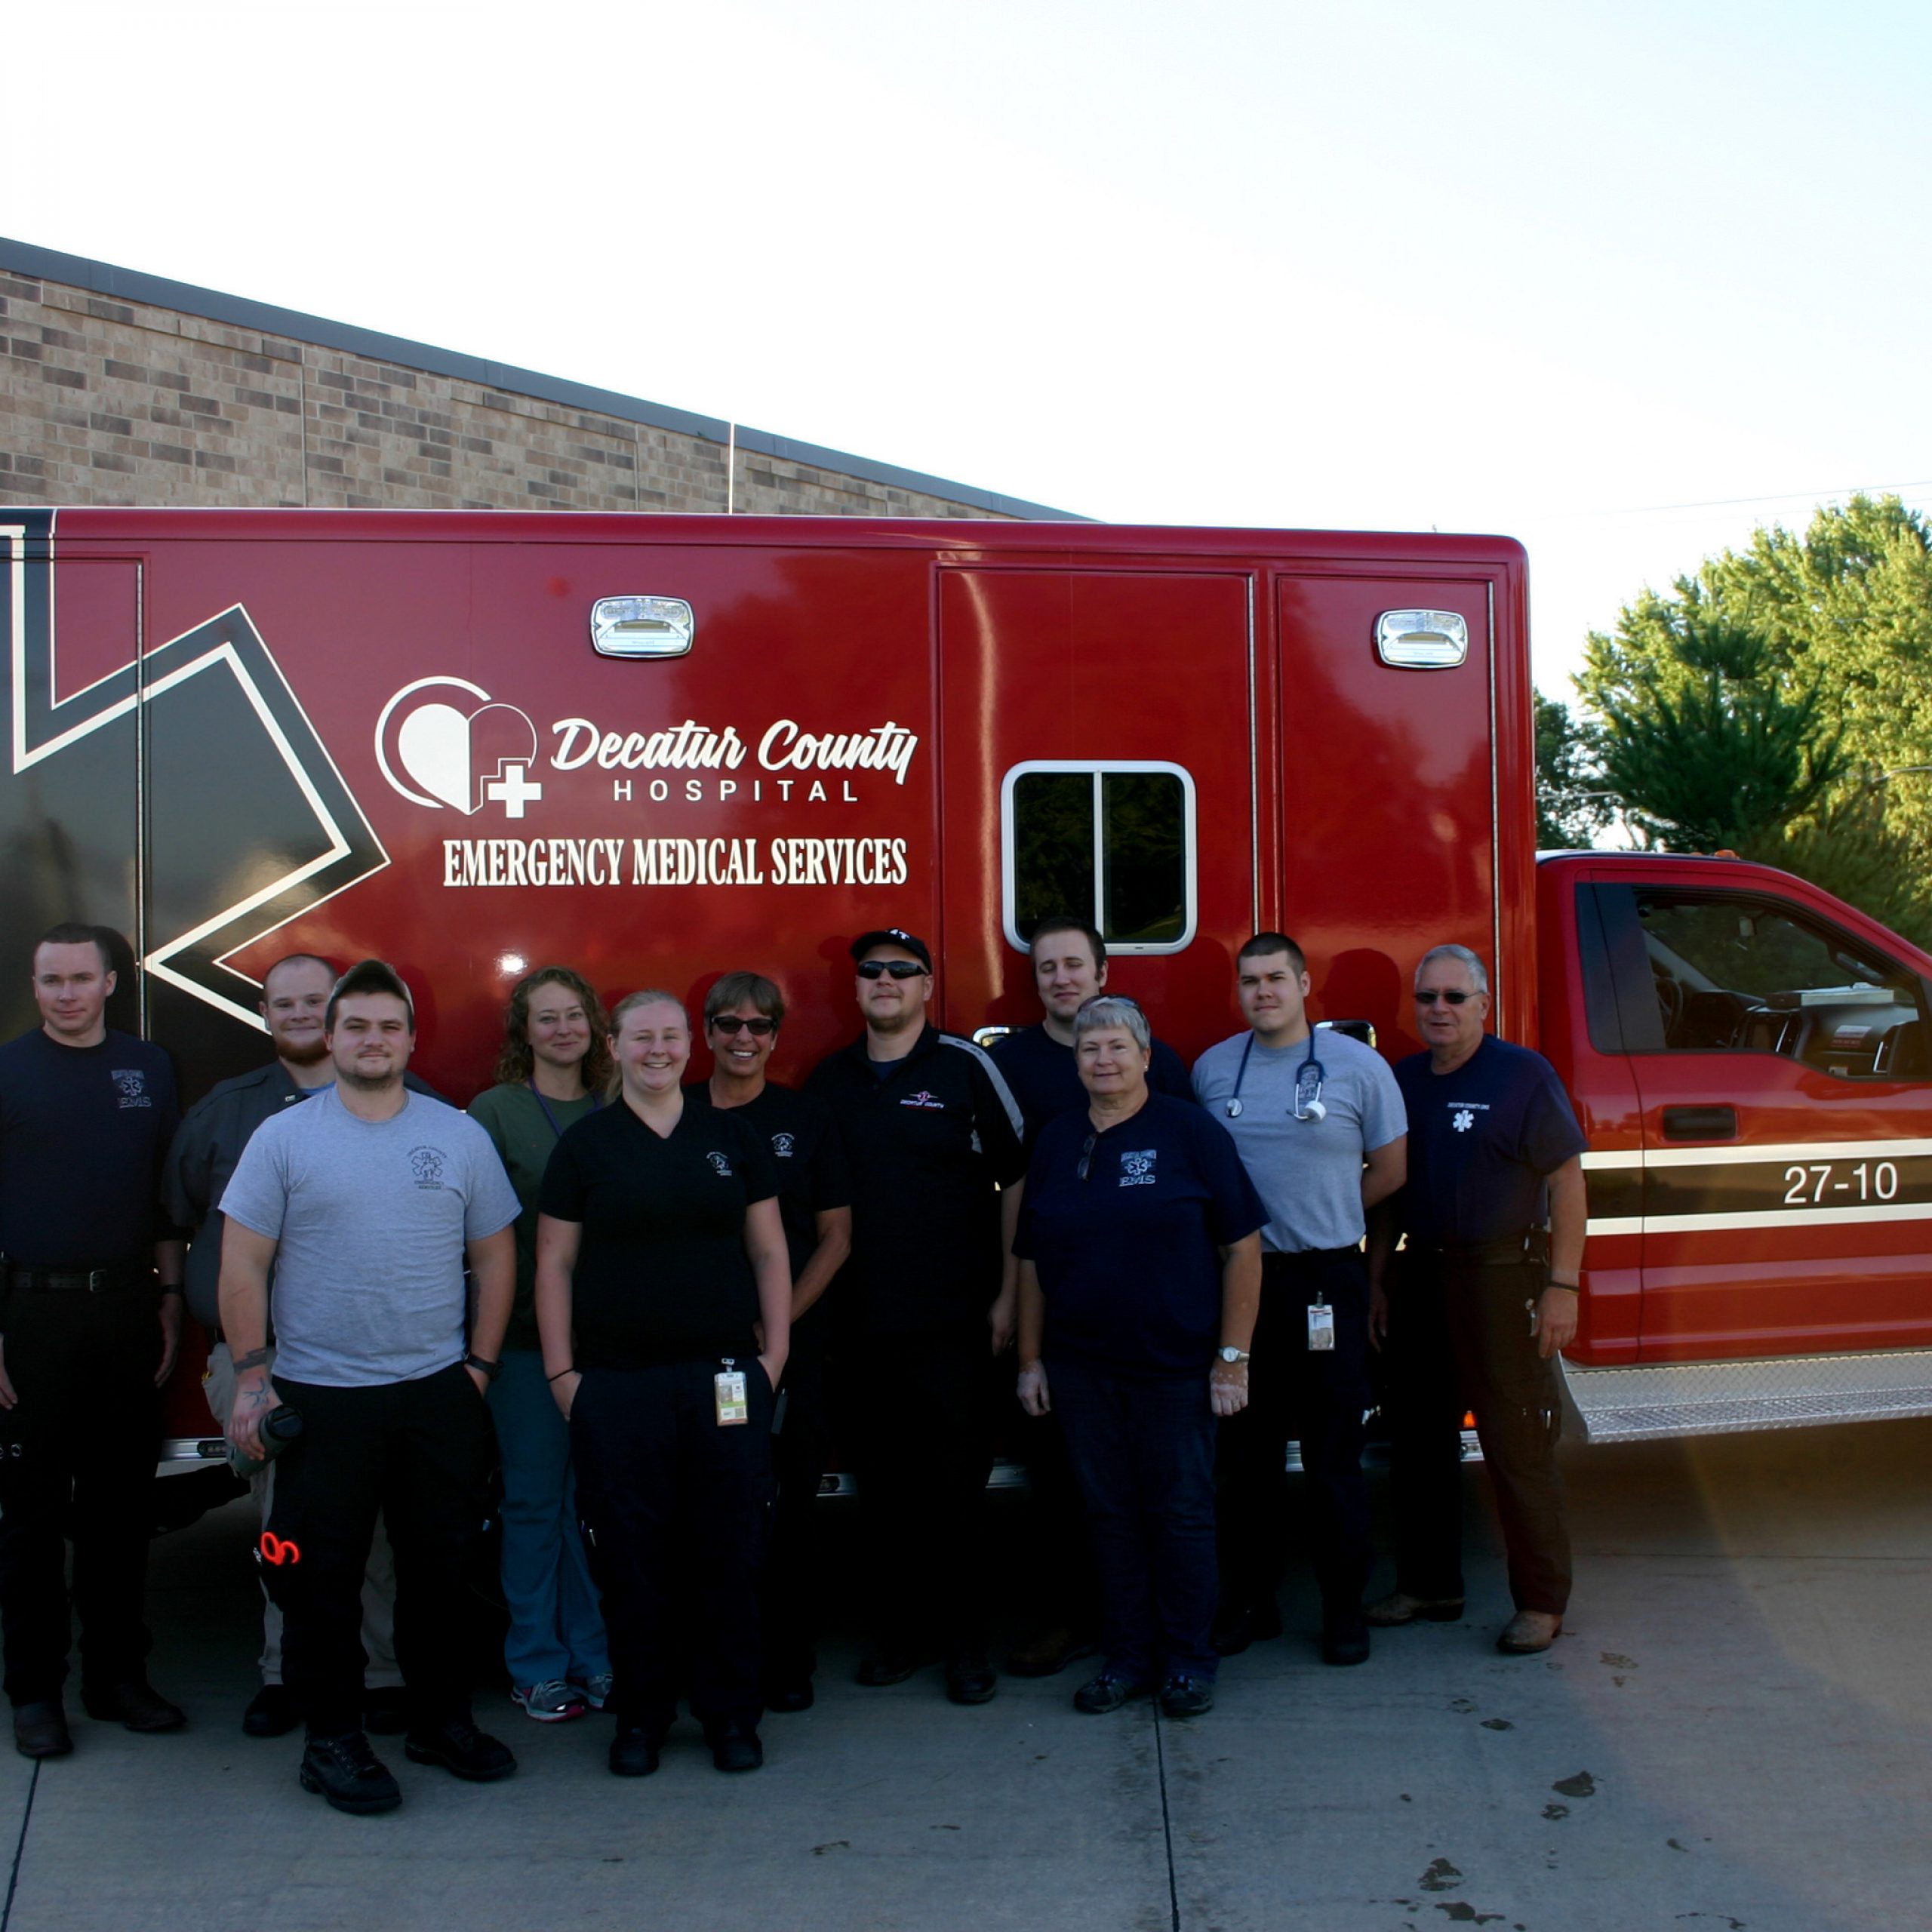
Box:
[1192,1028,1406,1254]
[220,1086,519,1387]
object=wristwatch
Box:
[463,1352,503,1383]
[1217,1346,1251,1365]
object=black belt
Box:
[5,1263,152,1294]
[1411,1232,1546,1269]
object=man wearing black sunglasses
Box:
[687,972,851,1715]
[1367,943,1587,1658]
[805,929,1028,1706]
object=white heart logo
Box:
[395,702,475,812]
[376,680,543,816]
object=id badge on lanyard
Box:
[715,1358,749,1426]
[1307,1297,1335,1352]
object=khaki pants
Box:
[203,1343,401,1688]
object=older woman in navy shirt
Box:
[1015,996,1264,1718]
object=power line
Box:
[1521,479,1932,523]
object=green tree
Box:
[1534,691,1611,849]
[1576,494,1932,945]
[1594,618,1849,853]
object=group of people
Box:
[0,912,1588,1817]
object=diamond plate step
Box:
[1560,1348,1932,1443]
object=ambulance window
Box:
[1003,762,1195,955]
[1633,889,1931,1078]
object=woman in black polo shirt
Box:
[1014,996,1265,1721]
[535,990,791,1777]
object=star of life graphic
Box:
[375,678,544,820]
[3,511,389,1038]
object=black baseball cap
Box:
[849,928,932,971]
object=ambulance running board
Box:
[1560,1348,1932,1443]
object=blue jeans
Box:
[1048,1355,1218,1681]
[488,1349,608,1687]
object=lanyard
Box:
[529,1081,599,1138]
[1224,1033,1326,1121]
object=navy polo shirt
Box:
[1394,1035,1587,1246]
[1016,1093,1266,1379]
[989,1021,1195,1149]
[0,1026,180,1269]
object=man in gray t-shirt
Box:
[1192,932,1407,1668]
[217,960,518,1817]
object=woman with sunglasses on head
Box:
[1014,995,1266,1721]
[467,968,614,1727]
[535,991,790,1777]
[685,972,851,1714]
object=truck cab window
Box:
[1004,762,1195,953]
[1635,890,1932,1078]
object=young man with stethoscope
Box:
[1190,932,1407,1668]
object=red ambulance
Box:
[4,506,1928,1512]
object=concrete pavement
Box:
[2,1417,1929,1930]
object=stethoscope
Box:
[1223,1032,1327,1122]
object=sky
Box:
[8,0,1930,702]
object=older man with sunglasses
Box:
[1366,943,1588,1657]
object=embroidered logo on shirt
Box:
[112,1069,151,1109]
[1451,1109,1475,1133]
[900,1091,944,1110]
[707,1150,734,1177]
[408,1146,447,1188]
[771,1132,796,1158]
[1119,1149,1157,1186]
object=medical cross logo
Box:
[771,1132,796,1159]
[408,1146,447,1189]
[1452,1109,1475,1133]
[375,678,544,820]
[1119,1149,1158,1187]
[112,1069,150,1109]
[707,1151,734,1177]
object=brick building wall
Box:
[0,238,1072,521]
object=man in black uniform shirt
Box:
[0,923,187,1760]
[687,971,851,1712]
[989,915,1193,1677]
[1367,943,1588,1657]
[806,928,1028,1705]
[990,917,1194,1140]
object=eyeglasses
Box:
[857,960,928,980]
[1076,1132,1097,1182]
[1414,989,1478,1006]
[710,1015,775,1036]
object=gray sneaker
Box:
[512,1679,588,1722]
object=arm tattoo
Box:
[232,1347,270,1373]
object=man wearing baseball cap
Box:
[806,929,1027,1706]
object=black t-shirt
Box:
[989,1022,1195,1149]
[539,1099,779,1371]
[683,1080,853,1291]
[805,1024,1029,1341]
[0,1026,180,1269]
[1394,1036,1588,1245]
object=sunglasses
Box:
[1414,989,1478,1006]
[710,1015,775,1036]
[1076,1131,1097,1182]
[857,960,928,980]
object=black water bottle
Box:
[229,1401,303,1478]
